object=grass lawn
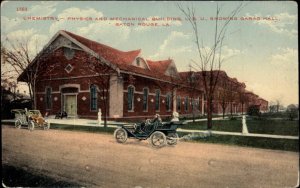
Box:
[246,119,299,136]
[2,120,298,152]
[182,119,242,132]
[178,132,299,152]
[182,118,299,136]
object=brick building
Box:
[18,30,268,120]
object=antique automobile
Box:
[114,115,184,148]
[11,109,50,131]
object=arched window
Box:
[90,85,98,111]
[155,90,160,111]
[185,96,189,111]
[177,96,181,111]
[143,88,148,111]
[166,93,172,111]
[45,87,52,109]
[128,86,134,111]
[136,58,141,66]
[192,97,199,111]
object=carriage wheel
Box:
[28,121,35,131]
[15,119,22,129]
[167,133,179,145]
[150,131,166,148]
[114,128,128,143]
[43,121,50,130]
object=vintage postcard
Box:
[1,1,298,187]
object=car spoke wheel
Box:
[150,131,166,148]
[28,121,35,131]
[15,120,22,129]
[167,133,179,145]
[114,128,128,143]
[43,122,50,130]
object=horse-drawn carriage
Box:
[114,115,184,148]
[11,109,50,131]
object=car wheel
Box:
[15,119,22,129]
[167,133,179,145]
[150,131,166,148]
[28,121,35,131]
[43,121,50,130]
[114,128,128,143]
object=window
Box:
[193,97,200,111]
[192,98,195,111]
[90,85,97,111]
[128,86,134,111]
[185,97,189,111]
[177,96,181,111]
[143,88,148,111]
[45,87,52,109]
[136,58,140,66]
[64,47,75,60]
[65,64,74,73]
[166,93,172,111]
[155,90,160,111]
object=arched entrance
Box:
[60,85,79,117]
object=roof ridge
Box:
[62,30,140,55]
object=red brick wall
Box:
[33,46,268,119]
[122,75,203,118]
[35,47,112,118]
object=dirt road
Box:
[2,126,299,187]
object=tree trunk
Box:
[104,93,108,128]
[32,82,37,110]
[207,98,213,130]
[241,103,244,115]
[28,83,34,109]
[222,107,225,119]
[192,109,195,123]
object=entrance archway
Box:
[60,85,79,117]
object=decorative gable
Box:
[132,57,150,70]
[164,60,179,78]
[49,35,82,52]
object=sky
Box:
[1,1,298,106]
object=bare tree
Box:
[186,68,200,122]
[226,80,239,116]
[177,2,244,129]
[1,37,49,109]
[238,90,248,115]
[217,78,231,119]
[275,99,281,113]
[85,56,117,128]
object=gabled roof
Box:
[63,30,180,81]
[63,30,141,67]
[18,30,182,83]
[147,59,172,75]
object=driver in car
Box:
[152,114,162,123]
[135,114,162,133]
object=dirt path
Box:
[2,126,299,188]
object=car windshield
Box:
[29,110,41,116]
[11,109,26,114]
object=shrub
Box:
[247,105,261,117]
